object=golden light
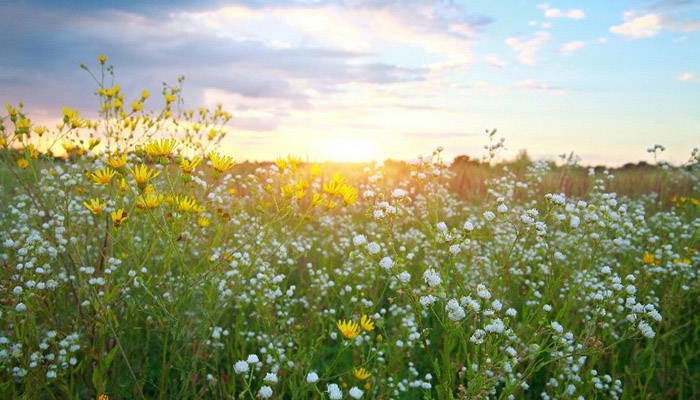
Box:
[321,137,380,162]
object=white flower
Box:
[15,303,26,312]
[423,268,442,287]
[497,204,508,213]
[392,188,408,198]
[264,372,278,383]
[551,321,564,333]
[436,222,448,232]
[246,354,260,364]
[327,383,343,400]
[483,211,496,221]
[449,244,460,255]
[366,242,381,254]
[306,371,319,383]
[476,284,491,299]
[258,386,273,398]
[463,221,474,231]
[379,256,394,270]
[419,295,437,307]
[445,299,466,321]
[352,235,367,246]
[638,321,655,339]
[349,386,364,399]
[397,271,411,283]
[234,361,249,374]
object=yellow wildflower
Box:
[176,196,203,213]
[198,217,210,227]
[179,157,201,174]
[336,319,360,339]
[83,198,107,215]
[643,253,656,264]
[208,152,236,173]
[97,54,108,64]
[136,193,164,209]
[107,154,127,169]
[131,100,143,112]
[352,367,371,381]
[111,209,128,227]
[145,138,177,158]
[360,315,374,331]
[16,158,29,169]
[129,164,160,186]
[88,167,117,185]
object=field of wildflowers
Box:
[1,57,699,399]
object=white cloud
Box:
[610,13,662,39]
[483,54,507,68]
[512,79,566,95]
[505,31,550,65]
[560,41,586,54]
[538,3,585,19]
[677,72,696,82]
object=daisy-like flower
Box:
[129,164,160,186]
[111,209,128,227]
[360,315,374,331]
[337,319,360,339]
[106,153,127,169]
[208,152,235,173]
[197,217,210,227]
[135,193,164,209]
[145,138,178,158]
[176,196,203,213]
[89,167,117,185]
[83,198,107,215]
[352,367,371,381]
[179,157,202,174]
[16,158,29,169]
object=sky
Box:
[1,0,699,165]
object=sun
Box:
[322,137,379,162]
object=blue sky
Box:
[1,0,698,164]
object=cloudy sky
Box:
[1,0,699,164]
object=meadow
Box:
[1,58,699,399]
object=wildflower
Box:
[97,54,108,64]
[337,319,360,339]
[83,198,107,215]
[379,256,393,270]
[16,158,29,169]
[234,360,249,374]
[175,196,203,213]
[349,386,364,399]
[136,193,163,209]
[131,100,143,112]
[366,242,380,254]
[89,167,117,185]
[129,164,160,186]
[263,372,278,383]
[326,383,342,400]
[643,253,656,264]
[118,177,129,192]
[258,386,273,398]
[306,371,319,383]
[107,154,127,169]
[145,139,177,158]
[179,157,202,174]
[352,367,371,380]
[423,268,442,287]
[209,152,235,173]
[197,217,210,227]
[360,315,374,331]
[111,209,128,227]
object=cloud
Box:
[677,72,696,81]
[537,3,585,19]
[610,14,663,39]
[483,54,507,68]
[512,79,566,95]
[505,31,550,65]
[560,41,586,54]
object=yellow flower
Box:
[643,253,656,264]
[208,152,236,173]
[118,177,129,192]
[164,93,176,104]
[83,198,107,215]
[360,315,374,331]
[111,209,128,227]
[16,158,29,169]
[198,217,210,227]
[32,125,47,136]
[339,184,358,206]
[310,163,321,177]
[89,167,117,185]
[129,164,160,186]
[97,54,108,64]
[141,90,150,100]
[179,157,202,174]
[136,193,164,209]
[311,193,327,208]
[175,196,203,213]
[107,154,127,169]
[131,100,143,112]
[352,367,371,381]
[337,319,360,339]
[145,138,177,158]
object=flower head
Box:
[83,198,107,215]
[16,158,29,169]
[145,139,178,158]
[360,315,375,331]
[107,154,127,169]
[208,152,235,173]
[129,164,160,186]
[89,167,117,185]
[179,157,202,174]
[352,367,371,381]
[337,319,360,339]
[111,209,128,227]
